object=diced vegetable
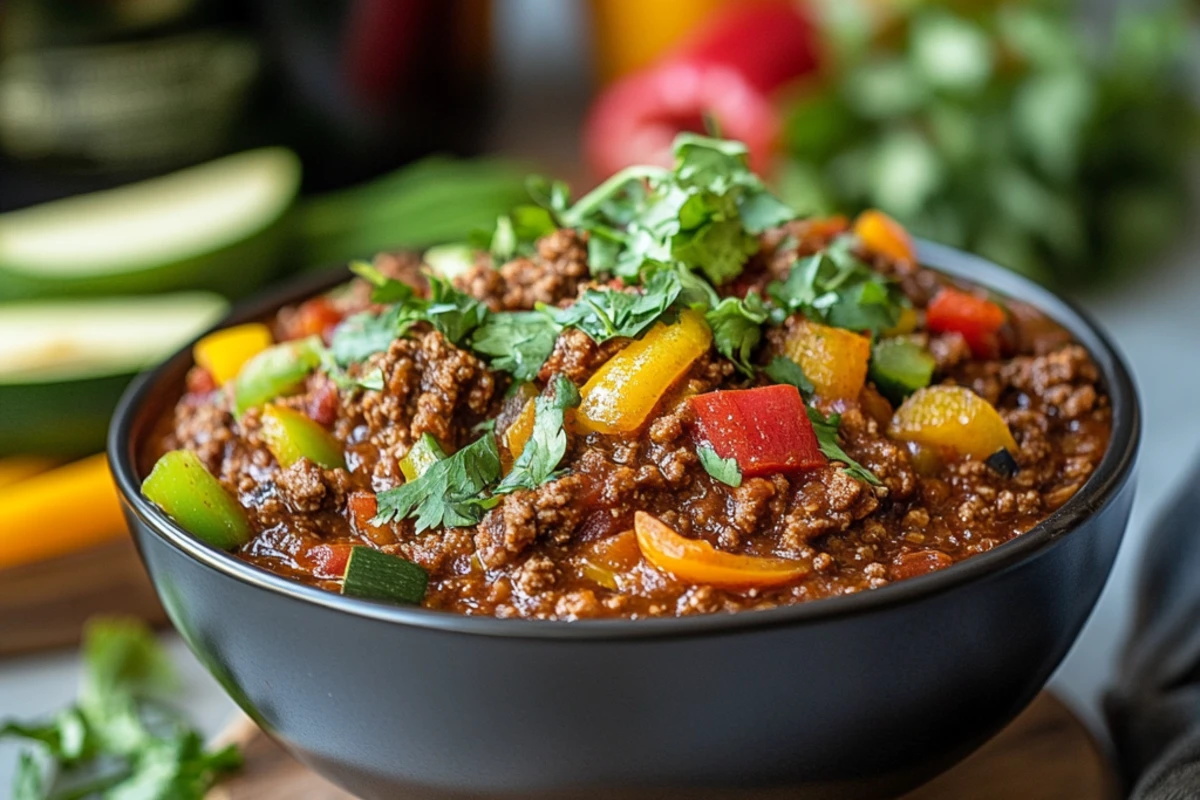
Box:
[231,336,322,416]
[885,305,919,336]
[888,386,1018,460]
[289,297,344,341]
[690,385,825,477]
[782,320,871,401]
[0,454,125,570]
[260,405,345,470]
[341,546,428,605]
[193,323,273,387]
[869,339,935,403]
[926,287,1006,359]
[853,209,916,264]
[504,398,537,461]
[142,449,252,550]
[307,542,355,579]
[634,511,810,589]
[577,309,712,435]
[347,491,381,534]
[399,433,448,482]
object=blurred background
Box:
[0,0,1197,787]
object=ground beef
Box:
[455,229,589,312]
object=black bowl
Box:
[109,242,1139,800]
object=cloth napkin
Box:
[1106,453,1200,799]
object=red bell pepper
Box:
[926,287,1007,360]
[306,543,355,580]
[584,1,819,179]
[689,384,825,477]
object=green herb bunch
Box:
[1,619,240,800]
[781,0,1198,285]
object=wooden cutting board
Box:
[0,536,167,657]
[208,693,1118,800]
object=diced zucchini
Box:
[341,546,428,605]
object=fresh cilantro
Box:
[558,134,796,286]
[1,619,241,800]
[495,375,581,494]
[470,310,560,383]
[764,356,815,398]
[697,445,742,487]
[806,406,882,485]
[705,292,769,377]
[474,200,558,262]
[551,268,683,344]
[423,274,488,345]
[329,307,406,366]
[374,434,503,532]
[350,261,417,304]
[768,241,906,334]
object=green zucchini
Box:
[869,338,936,404]
[0,293,227,455]
[341,546,429,605]
[0,148,301,300]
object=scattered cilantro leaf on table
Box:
[495,375,581,494]
[374,434,503,532]
[806,406,882,486]
[0,619,241,800]
[697,445,743,488]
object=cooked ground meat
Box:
[147,222,1112,620]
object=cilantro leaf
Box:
[697,445,742,487]
[705,292,768,377]
[495,375,581,494]
[423,275,488,345]
[764,356,815,398]
[350,261,417,304]
[329,307,406,366]
[806,406,882,485]
[470,310,560,382]
[768,242,906,335]
[374,434,503,532]
[551,268,683,344]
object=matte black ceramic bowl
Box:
[109,241,1139,800]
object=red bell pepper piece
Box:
[584,1,819,179]
[926,287,1007,360]
[689,384,826,477]
[307,543,355,579]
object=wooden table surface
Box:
[207,692,1118,800]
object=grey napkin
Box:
[1106,453,1200,799]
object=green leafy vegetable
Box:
[0,618,241,800]
[495,375,581,494]
[768,242,906,334]
[374,434,502,532]
[350,261,416,304]
[705,292,769,377]
[422,275,489,345]
[764,356,815,398]
[806,406,881,486]
[697,445,742,488]
[551,268,683,344]
[469,310,560,383]
[329,307,407,366]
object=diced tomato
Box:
[306,379,339,427]
[926,287,1007,360]
[291,297,345,343]
[185,366,217,396]
[689,384,826,477]
[348,491,381,535]
[308,543,355,579]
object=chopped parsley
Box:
[374,434,502,532]
[806,406,882,486]
[495,375,581,494]
[697,445,742,488]
[764,356,815,398]
[1,619,241,800]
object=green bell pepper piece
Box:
[261,405,346,470]
[142,449,252,550]
[870,338,936,403]
[399,433,447,482]
[232,335,322,416]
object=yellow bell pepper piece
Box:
[194,323,274,386]
[884,305,919,336]
[854,209,916,265]
[635,511,810,589]
[577,309,712,435]
[782,320,871,401]
[0,454,126,570]
[0,456,59,490]
[889,385,1018,460]
[504,398,537,461]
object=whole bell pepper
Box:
[232,336,323,417]
[635,511,810,589]
[261,405,345,470]
[577,309,712,435]
[142,449,252,550]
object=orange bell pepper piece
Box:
[854,209,916,265]
[194,323,273,386]
[889,385,1017,460]
[504,398,537,461]
[782,320,871,401]
[577,309,712,435]
[634,511,810,589]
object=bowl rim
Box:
[109,239,1140,641]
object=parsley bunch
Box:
[1,619,240,800]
